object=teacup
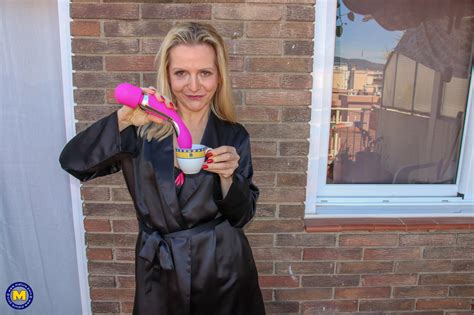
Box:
[175,144,208,174]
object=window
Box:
[306,0,473,217]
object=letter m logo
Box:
[12,290,26,301]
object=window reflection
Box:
[327,0,473,184]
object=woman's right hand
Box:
[117,87,177,131]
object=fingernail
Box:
[205,153,213,158]
[202,165,208,169]
[207,159,213,164]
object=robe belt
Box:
[138,216,226,294]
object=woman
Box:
[60,22,265,315]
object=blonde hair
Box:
[139,22,236,141]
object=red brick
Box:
[91,288,135,301]
[226,39,281,55]
[91,302,120,313]
[336,261,393,274]
[247,219,304,233]
[71,3,139,19]
[247,22,313,38]
[83,202,136,217]
[364,248,421,260]
[256,261,274,274]
[73,38,139,54]
[256,203,277,218]
[275,262,333,274]
[281,107,311,122]
[277,173,306,187]
[302,275,359,287]
[246,123,309,139]
[74,89,105,104]
[74,105,118,121]
[259,187,306,203]
[251,141,277,156]
[236,106,279,122]
[115,248,135,261]
[275,288,331,300]
[229,55,244,71]
[246,234,274,247]
[86,171,125,186]
[82,186,110,201]
[452,260,474,272]
[111,188,133,202]
[275,234,336,246]
[362,274,417,286]
[141,4,211,19]
[264,302,299,314]
[335,287,391,299]
[394,286,448,298]
[112,220,138,233]
[86,233,137,247]
[301,300,358,313]
[400,234,456,246]
[74,73,139,88]
[211,21,244,38]
[247,57,312,72]
[104,21,173,37]
[278,204,305,218]
[71,21,100,37]
[254,157,307,172]
[281,74,312,89]
[279,141,309,156]
[252,248,302,261]
[416,299,471,310]
[395,260,451,273]
[73,56,103,71]
[445,312,474,315]
[359,299,415,311]
[105,56,155,71]
[88,261,134,275]
[260,289,272,301]
[253,173,275,187]
[89,275,115,288]
[117,276,135,289]
[259,275,299,288]
[339,234,398,246]
[214,4,283,20]
[87,248,113,260]
[141,38,162,54]
[121,302,133,313]
[84,219,111,232]
[304,248,362,260]
[423,247,474,259]
[286,5,314,21]
[456,233,474,245]
[449,286,474,297]
[231,73,280,89]
[419,273,474,285]
[246,90,311,105]
[284,40,313,55]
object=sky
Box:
[335,2,403,64]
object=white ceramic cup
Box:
[176,144,209,174]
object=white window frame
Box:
[305,0,474,217]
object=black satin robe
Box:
[59,111,265,315]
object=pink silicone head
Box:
[114,83,143,109]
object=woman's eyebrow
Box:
[170,67,216,71]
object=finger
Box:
[207,146,236,157]
[141,87,156,95]
[147,115,165,125]
[208,152,239,164]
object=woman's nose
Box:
[188,75,200,92]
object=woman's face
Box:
[168,44,219,115]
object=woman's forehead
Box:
[168,44,217,69]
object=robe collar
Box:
[148,111,220,225]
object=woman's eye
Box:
[175,71,185,76]
[201,71,212,76]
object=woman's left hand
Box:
[203,146,239,179]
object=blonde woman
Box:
[60,22,265,315]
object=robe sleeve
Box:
[215,129,259,228]
[59,111,138,182]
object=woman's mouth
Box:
[186,95,204,100]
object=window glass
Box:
[328,0,473,185]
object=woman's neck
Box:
[179,106,211,130]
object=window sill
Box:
[305,216,474,232]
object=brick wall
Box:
[70,1,473,314]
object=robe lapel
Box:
[178,112,220,206]
[147,135,184,226]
